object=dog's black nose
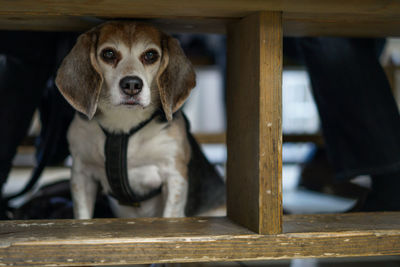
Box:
[119,76,143,96]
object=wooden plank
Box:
[0,16,230,34]
[226,12,282,234]
[1,0,400,19]
[1,1,400,36]
[194,133,226,144]
[2,15,400,37]
[1,15,400,36]
[0,16,101,32]
[193,133,324,145]
[283,12,400,37]
[283,134,324,146]
[1,213,400,266]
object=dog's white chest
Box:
[67,114,185,217]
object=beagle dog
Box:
[55,21,224,219]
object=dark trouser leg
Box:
[0,32,56,217]
[0,57,50,192]
[286,37,400,211]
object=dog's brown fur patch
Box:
[97,22,162,51]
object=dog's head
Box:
[56,21,196,121]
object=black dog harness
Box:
[100,112,163,207]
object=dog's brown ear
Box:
[157,36,196,121]
[56,31,103,120]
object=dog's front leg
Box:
[70,158,98,219]
[162,170,188,218]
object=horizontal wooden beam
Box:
[283,133,324,145]
[194,133,226,144]
[1,212,400,266]
[1,0,400,18]
[0,16,230,34]
[284,12,400,37]
[193,133,323,145]
[1,1,400,36]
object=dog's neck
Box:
[95,105,158,134]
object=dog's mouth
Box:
[122,99,139,105]
[119,97,145,107]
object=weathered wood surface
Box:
[1,0,400,18]
[283,12,400,37]
[194,133,226,144]
[226,12,282,234]
[1,0,400,36]
[0,213,399,266]
[194,133,324,145]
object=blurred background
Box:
[3,32,400,267]
[4,35,400,215]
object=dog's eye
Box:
[142,49,159,65]
[101,49,117,61]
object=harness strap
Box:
[100,111,163,206]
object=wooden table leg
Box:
[226,11,283,234]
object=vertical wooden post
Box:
[226,11,282,234]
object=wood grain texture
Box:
[2,15,400,37]
[0,16,101,32]
[226,12,282,234]
[0,16,230,34]
[193,133,324,145]
[194,133,226,144]
[1,0,400,36]
[283,12,400,37]
[1,213,400,266]
[283,134,324,146]
[1,0,400,18]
